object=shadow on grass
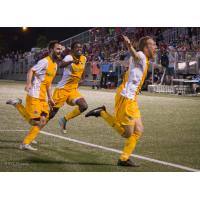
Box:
[0,139,22,143]
[19,158,115,166]
[0,146,20,150]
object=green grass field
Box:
[0,81,200,172]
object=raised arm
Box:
[59,55,79,68]
[122,35,140,61]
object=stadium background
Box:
[0,27,200,94]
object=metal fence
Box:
[0,51,199,84]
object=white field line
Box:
[0,129,199,172]
[40,130,199,172]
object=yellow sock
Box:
[23,126,40,145]
[64,107,81,121]
[100,111,124,136]
[15,103,30,122]
[120,131,142,161]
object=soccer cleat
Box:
[19,144,38,151]
[117,159,139,167]
[85,106,106,118]
[6,98,22,106]
[58,117,68,134]
[31,140,38,145]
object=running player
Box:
[48,41,88,133]
[85,35,157,166]
[6,40,62,150]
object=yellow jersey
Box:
[56,54,87,91]
[118,51,149,100]
[28,56,57,100]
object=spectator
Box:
[100,60,112,88]
[91,58,101,89]
[167,47,176,85]
[160,49,169,84]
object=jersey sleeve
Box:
[137,51,147,68]
[138,51,146,62]
[63,55,73,62]
[32,58,48,73]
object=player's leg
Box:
[20,115,48,151]
[6,98,31,122]
[20,100,48,150]
[85,107,141,166]
[118,118,143,166]
[85,94,127,135]
[48,107,60,121]
[59,91,88,133]
[85,106,125,136]
[86,97,142,166]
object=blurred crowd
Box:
[1,27,200,91]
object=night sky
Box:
[0,27,91,53]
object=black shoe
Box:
[117,159,139,167]
[85,106,106,118]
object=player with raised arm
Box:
[6,41,62,150]
[48,41,88,133]
[85,35,157,166]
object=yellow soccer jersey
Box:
[118,51,149,100]
[28,56,57,100]
[56,54,87,90]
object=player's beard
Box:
[147,47,155,60]
[74,50,82,58]
[52,52,62,61]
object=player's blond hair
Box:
[138,36,153,51]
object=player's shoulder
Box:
[34,57,48,67]
[81,55,87,62]
[137,51,146,60]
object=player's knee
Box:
[79,103,88,113]
[135,124,144,133]
[49,108,59,120]
[123,130,132,138]
[40,123,46,129]
[29,118,40,126]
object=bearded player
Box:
[6,40,62,150]
[48,41,88,133]
[85,35,157,166]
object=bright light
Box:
[22,27,28,31]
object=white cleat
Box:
[19,144,38,151]
[6,98,22,106]
[31,140,38,145]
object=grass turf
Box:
[0,81,200,171]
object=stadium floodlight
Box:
[22,27,28,32]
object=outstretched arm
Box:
[59,56,79,68]
[122,35,140,61]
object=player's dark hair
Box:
[138,36,153,51]
[71,41,81,50]
[48,40,60,50]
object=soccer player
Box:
[48,41,88,133]
[6,40,62,150]
[85,35,157,166]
